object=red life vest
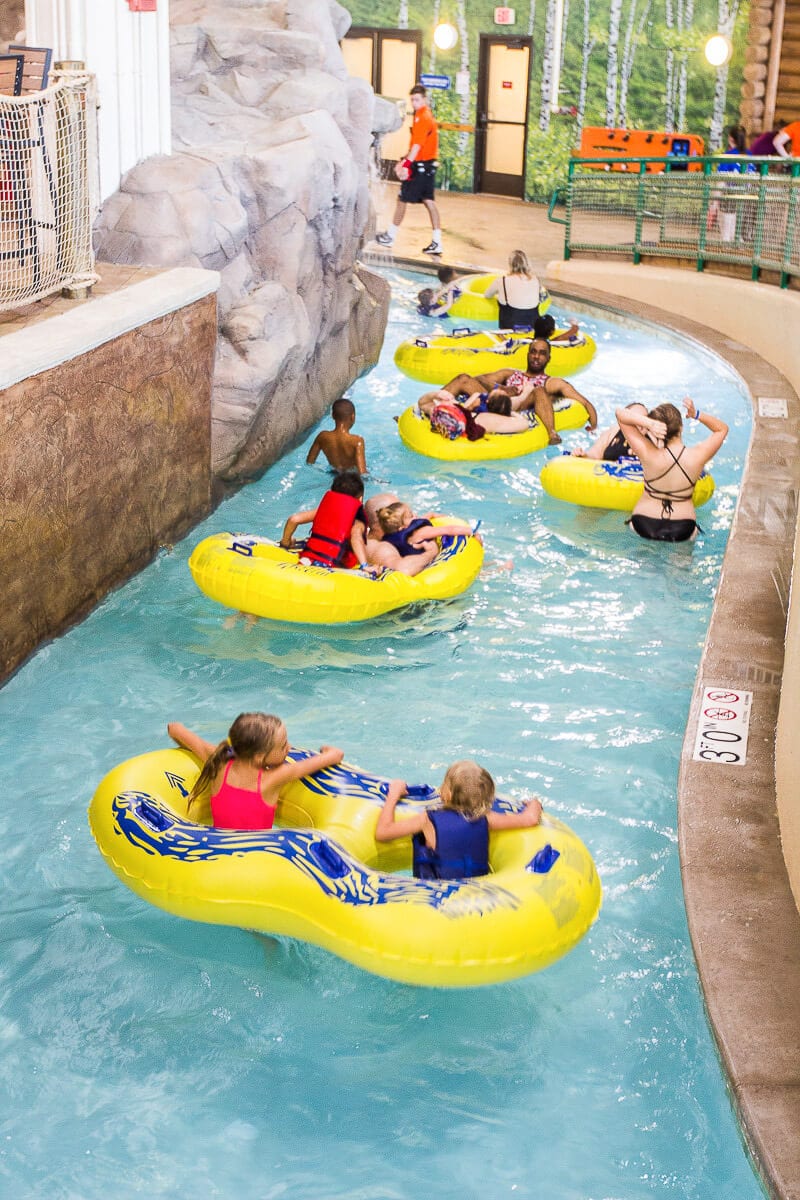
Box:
[303,490,361,568]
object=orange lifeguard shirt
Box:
[410,105,438,161]
[781,121,800,153]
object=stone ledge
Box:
[0,266,220,390]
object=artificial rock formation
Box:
[94,0,399,482]
[0,1,24,50]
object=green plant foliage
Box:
[525,118,577,203]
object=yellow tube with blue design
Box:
[88,748,602,988]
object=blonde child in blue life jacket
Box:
[375,760,542,880]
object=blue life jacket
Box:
[383,517,431,558]
[413,808,490,880]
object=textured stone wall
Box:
[0,0,24,49]
[94,0,396,484]
[0,295,216,681]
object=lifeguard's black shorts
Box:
[400,160,437,204]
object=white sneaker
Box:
[375,232,394,247]
[422,240,443,255]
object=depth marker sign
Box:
[693,687,752,765]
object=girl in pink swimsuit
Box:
[167,712,344,829]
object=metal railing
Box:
[549,155,800,288]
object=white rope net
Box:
[0,71,99,310]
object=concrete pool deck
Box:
[364,191,800,1200]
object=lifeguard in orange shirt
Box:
[376,84,443,256]
[774,119,800,158]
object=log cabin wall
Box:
[743,0,800,137]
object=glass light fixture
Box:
[433,22,458,51]
[704,34,733,68]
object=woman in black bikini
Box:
[484,250,542,329]
[615,398,729,543]
[572,401,649,461]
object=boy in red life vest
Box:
[279,471,369,570]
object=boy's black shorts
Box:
[400,160,437,203]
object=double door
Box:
[341,28,421,165]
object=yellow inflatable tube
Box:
[397,402,591,461]
[89,748,602,988]
[540,454,715,511]
[188,523,483,623]
[447,273,551,322]
[394,328,596,385]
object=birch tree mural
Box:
[427,0,441,71]
[676,0,694,129]
[662,0,695,131]
[577,0,596,130]
[539,0,558,130]
[618,0,652,128]
[710,0,739,147]
[605,0,624,125]
[664,0,675,130]
[456,0,471,154]
[559,0,571,84]
[397,0,408,29]
[527,0,537,37]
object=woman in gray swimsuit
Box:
[615,398,729,542]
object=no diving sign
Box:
[692,686,752,765]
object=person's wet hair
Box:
[332,397,355,422]
[487,393,512,415]
[189,713,286,807]
[442,760,495,819]
[533,314,556,339]
[648,403,683,440]
[331,471,364,498]
[509,249,531,275]
[376,502,409,534]
[726,124,747,151]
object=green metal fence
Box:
[549,155,800,288]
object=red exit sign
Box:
[127,0,157,10]
[494,7,516,23]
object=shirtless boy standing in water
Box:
[306,398,367,474]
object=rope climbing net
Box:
[0,71,99,310]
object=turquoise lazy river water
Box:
[1,271,765,1199]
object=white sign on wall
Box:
[757,396,788,418]
[692,687,752,765]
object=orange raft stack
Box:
[577,126,705,172]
